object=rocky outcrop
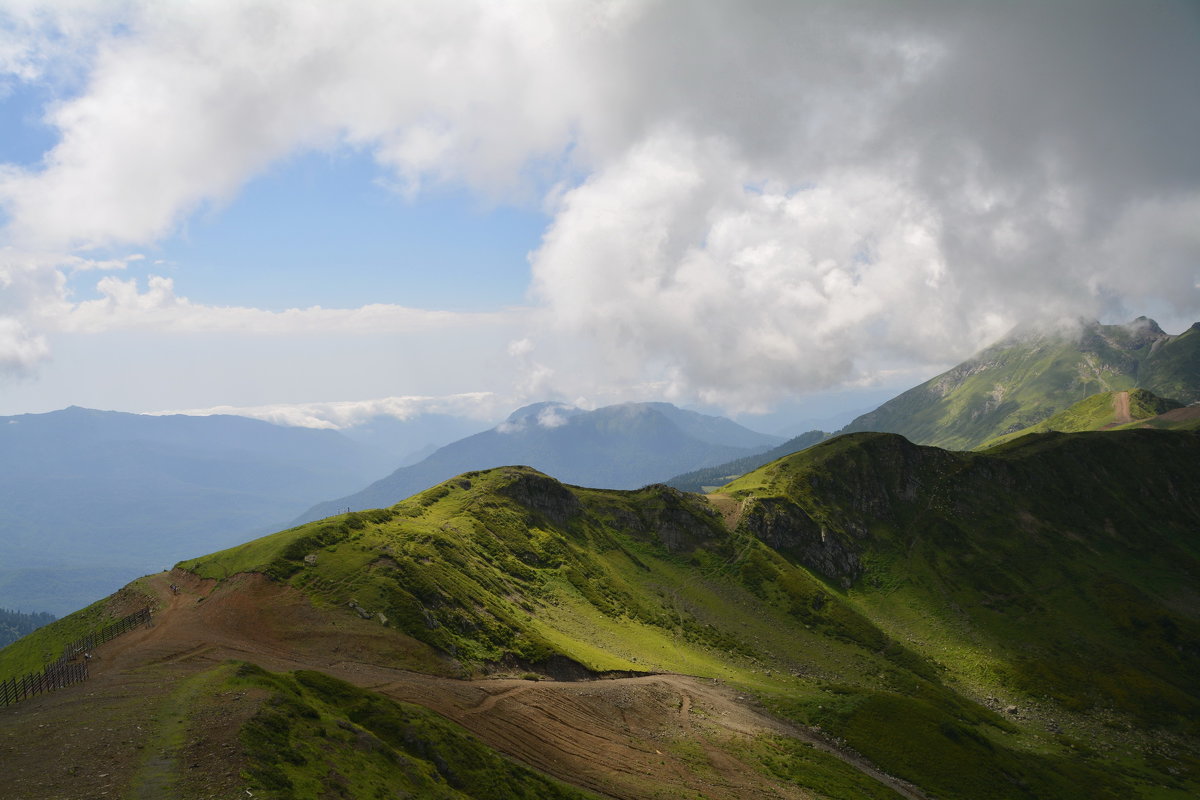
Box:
[635,485,722,553]
[740,498,862,586]
[496,468,583,526]
[739,434,964,586]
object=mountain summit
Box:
[296,401,781,523]
[841,317,1200,449]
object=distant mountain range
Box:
[841,317,1200,449]
[337,412,494,465]
[0,406,397,615]
[5,316,1197,617]
[296,401,782,523]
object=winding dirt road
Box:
[2,570,926,800]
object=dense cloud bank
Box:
[1,1,1197,408]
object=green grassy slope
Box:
[841,317,1200,449]
[231,663,599,799]
[1139,323,1200,403]
[724,430,1200,797]
[0,579,155,676]
[165,431,1200,798]
[978,389,1182,448]
[10,430,1198,798]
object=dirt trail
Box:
[1111,390,1133,424]
[706,493,748,529]
[2,570,927,800]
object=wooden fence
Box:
[0,606,151,709]
[0,659,88,707]
[59,607,152,662]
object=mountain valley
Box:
[0,407,399,616]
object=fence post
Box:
[3,606,151,711]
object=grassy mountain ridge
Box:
[5,429,1198,798]
[297,401,777,524]
[979,388,1185,448]
[665,429,828,492]
[174,429,1200,798]
[841,317,1200,449]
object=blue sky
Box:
[0,78,57,165]
[105,150,548,313]
[0,1,1197,430]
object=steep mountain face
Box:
[0,407,395,615]
[296,401,780,524]
[8,427,1194,799]
[841,317,1200,449]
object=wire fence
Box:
[0,606,152,709]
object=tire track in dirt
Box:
[460,683,536,716]
[4,570,928,800]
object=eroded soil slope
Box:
[1,570,918,800]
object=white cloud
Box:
[506,337,533,357]
[149,391,506,429]
[536,405,570,429]
[1,0,1198,410]
[527,131,973,408]
[38,274,515,335]
[0,317,48,373]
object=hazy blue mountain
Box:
[297,401,781,523]
[339,412,496,464]
[648,402,783,448]
[0,406,396,615]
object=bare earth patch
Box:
[1,570,923,799]
[1111,391,1133,425]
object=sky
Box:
[0,0,1198,432]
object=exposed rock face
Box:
[740,498,862,585]
[738,434,962,586]
[636,485,722,554]
[796,434,949,518]
[496,468,583,526]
